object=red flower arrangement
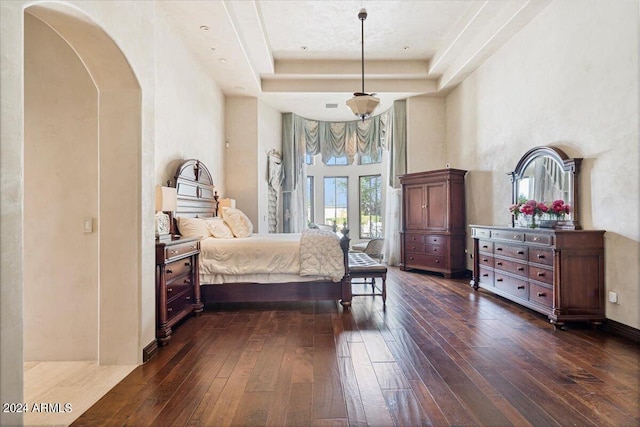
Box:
[509,199,571,227]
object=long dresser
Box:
[470,225,605,329]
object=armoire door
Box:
[404,184,426,230]
[425,181,447,230]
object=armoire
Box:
[399,169,467,278]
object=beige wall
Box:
[406,96,447,173]
[24,14,100,360]
[445,0,639,328]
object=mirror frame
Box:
[509,146,582,230]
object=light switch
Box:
[83,218,93,233]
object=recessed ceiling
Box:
[159,0,551,121]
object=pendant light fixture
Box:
[346,8,379,121]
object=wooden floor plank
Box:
[69,267,640,427]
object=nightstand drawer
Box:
[165,240,199,262]
[166,282,192,300]
[166,289,194,319]
[164,258,194,282]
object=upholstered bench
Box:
[348,252,387,304]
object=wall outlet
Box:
[608,291,618,304]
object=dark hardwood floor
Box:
[72,267,640,426]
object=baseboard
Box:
[142,339,159,363]
[602,319,640,344]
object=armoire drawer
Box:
[424,235,447,246]
[405,233,425,244]
[405,242,426,253]
[405,253,446,269]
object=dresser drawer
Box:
[493,243,528,261]
[472,228,491,239]
[479,254,494,268]
[491,229,524,242]
[165,240,199,262]
[166,289,194,320]
[529,282,553,308]
[405,253,446,269]
[529,265,553,285]
[478,267,494,286]
[425,235,447,246]
[478,240,494,253]
[529,248,553,266]
[494,273,528,300]
[164,258,194,282]
[494,258,527,277]
[525,233,553,245]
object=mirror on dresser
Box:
[509,146,582,230]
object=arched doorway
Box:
[24,4,142,365]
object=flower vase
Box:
[528,215,538,229]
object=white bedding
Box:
[199,231,345,284]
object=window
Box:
[358,148,382,165]
[326,155,348,166]
[324,176,348,227]
[359,175,382,238]
[305,176,314,225]
[305,153,314,165]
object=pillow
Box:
[176,217,211,239]
[221,208,253,238]
[204,217,235,239]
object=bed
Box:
[171,159,352,309]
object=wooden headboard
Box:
[173,159,218,219]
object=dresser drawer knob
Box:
[537,292,546,297]
[435,260,440,263]
[191,245,197,250]
[517,251,524,255]
[517,267,524,271]
[167,308,173,312]
[482,258,488,262]
[482,273,489,277]
[517,285,525,289]
[537,254,545,259]
[184,262,191,267]
[433,248,438,252]
[533,237,540,241]
[513,235,520,239]
[496,262,503,266]
[409,256,414,260]
[167,288,173,292]
[496,247,503,251]
[411,246,417,250]
[496,278,503,282]
[170,250,178,255]
[166,269,173,274]
[537,272,545,277]
[185,296,191,300]
[184,279,191,284]
[482,245,488,249]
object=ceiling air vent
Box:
[325,103,339,109]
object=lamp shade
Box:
[155,186,177,212]
[218,198,236,210]
[346,94,380,119]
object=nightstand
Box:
[155,236,203,345]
